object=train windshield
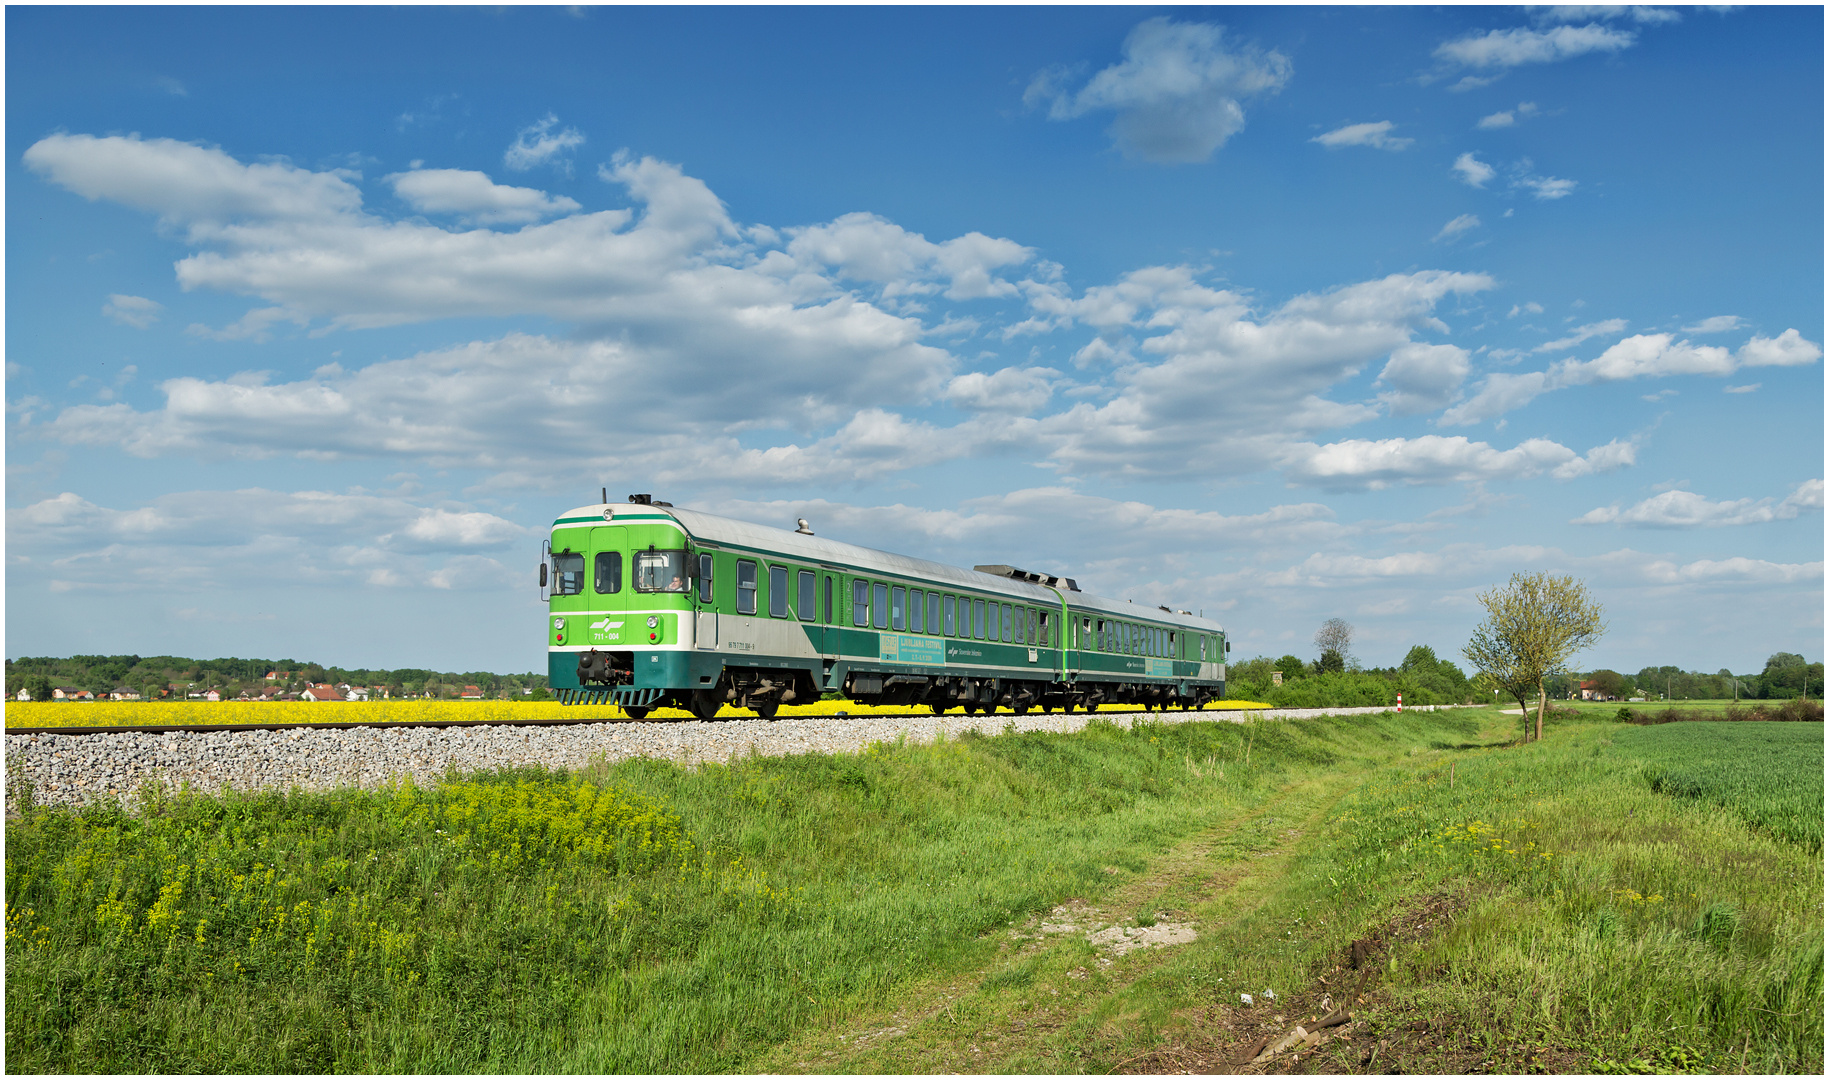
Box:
[634,549,689,592]
[551,552,584,596]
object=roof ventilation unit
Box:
[974,564,1081,592]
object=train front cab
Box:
[546,511,699,712]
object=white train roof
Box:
[554,502,1227,634]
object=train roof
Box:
[552,502,1226,634]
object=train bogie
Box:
[545,496,1229,717]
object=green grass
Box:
[7,710,1822,1074]
[1616,722,1823,848]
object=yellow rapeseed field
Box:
[5,697,1273,730]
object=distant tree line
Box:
[1544,653,1822,702]
[5,655,550,702]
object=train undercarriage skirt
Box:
[557,686,667,708]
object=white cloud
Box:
[1435,22,1637,69]
[1452,152,1496,188]
[503,113,584,172]
[945,366,1058,414]
[1478,101,1540,128]
[24,133,363,225]
[103,293,163,328]
[1279,434,1631,491]
[7,488,528,595]
[1723,383,1760,394]
[185,305,309,343]
[784,212,1032,301]
[1376,342,1471,415]
[1432,213,1481,243]
[1682,315,1742,334]
[1536,318,1629,352]
[1508,301,1544,317]
[1442,328,1822,424]
[1311,121,1414,151]
[1026,17,1291,163]
[1574,479,1824,528]
[388,168,581,225]
[1515,174,1578,200]
[1534,6,1681,26]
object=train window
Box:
[594,551,622,595]
[1000,604,1012,643]
[799,571,815,621]
[1200,637,1208,661]
[928,592,942,635]
[1028,609,1038,646]
[697,554,714,603]
[873,583,889,629]
[891,586,906,631]
[635,549,689,593]
[853,580,869,626]
[909,589,924,633]
[824,576,834,624]
[736,560,758,614]
[551,552,584,595]
[944,595,956,635]
[769,566,789,618]
[1039,612,1051,648]
[974,599,986,640]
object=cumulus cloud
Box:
[1026,17,1291,163]
[1442,329,1822,424]
[1533,6,1681,26]
[1477,102,1539,129]
[1432,214,1481,243]
[1435,22,1637,69]
[102,294,163,328]
[388,168,581,225]
[503,113,584,172]
[1311,121,1414,151]
[784,212,1032,301]
[7,488,527,595]
[1452,152,1496,188]
[945,366,1058,414]
[1575,480,1824,528]
[1281,434,1633,491]
[1376,343,1471,415]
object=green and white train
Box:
[543,495,1230,718]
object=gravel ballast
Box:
[6,705,1462,811]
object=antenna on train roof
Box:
[602,487,607,504]
[795,518,814,535]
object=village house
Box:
[16,687,32,701]
[302,684,346,702]
[53,687,93,701]
[460,685,484,699]
[111,688,142,701]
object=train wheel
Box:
[689,691,722,721]
[623,706,650,720]
[753,699,779,720]
[929,702,945,715]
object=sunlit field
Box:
[5,698,1276,730]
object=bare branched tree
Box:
[1313,618,1355,667]
[1463,572,1606,742]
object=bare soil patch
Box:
[1118,891,1591,1075]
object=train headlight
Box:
[646,616,659,629]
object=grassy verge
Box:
[7,709,1819,1073]
[760,713,1823,1075]
[6,708,1436,1072]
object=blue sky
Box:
[6,5,1822,675]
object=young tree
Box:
[1464,572,1607,742]
[1314,618,1355,667]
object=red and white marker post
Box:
[1396,692,1403,713]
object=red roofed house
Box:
[460,685,484,699]
[303,684,346,702]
